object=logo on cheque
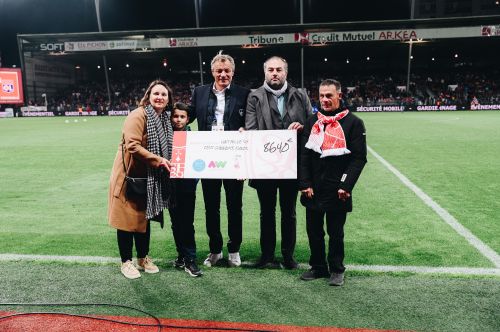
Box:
[192,159,227,172]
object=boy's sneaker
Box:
[121,260,141,279]
[184,260,203,277]
[203,252,223,267]
[173,256,185,269]
[300,268,329,281]
[137,256,159,274]
[228,252,241,267]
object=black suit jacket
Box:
[190,83,250,131]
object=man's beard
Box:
[267,80,284,90]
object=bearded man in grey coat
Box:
[245,56,312,269]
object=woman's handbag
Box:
[122,140,147,198]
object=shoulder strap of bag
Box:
[121,135,129,175]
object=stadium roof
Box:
[18,15,500,42]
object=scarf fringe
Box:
[305,139,323,154]
[320,147,351,158]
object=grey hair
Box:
[211,50,235,72]
[263,56,288,73]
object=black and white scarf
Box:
[144,105,175,221]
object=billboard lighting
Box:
[403,39,426,44]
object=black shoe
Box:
[173,256,185,269]
[184,260,203,277]
[300,268,329,281]
[282,257,298,270]
[329,272,344,286]
[253,257,279,269]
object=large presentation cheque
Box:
[171,130,297,179]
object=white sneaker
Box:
[121,260,141,279]
[228,252,241,267]
[203,252,223,267]
[137,256,159,274]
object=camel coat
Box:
[108,107,164,233]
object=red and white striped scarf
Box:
[305,110,351,158]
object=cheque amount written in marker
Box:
[263,140,290,153]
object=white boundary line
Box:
[1,254,499,276]
[368,145,500,268]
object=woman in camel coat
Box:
[108,80,175,279]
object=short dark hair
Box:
[320,79,342,93]
[173,102,189,112]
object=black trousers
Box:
[256,180,297,260]
[169,191,196,261]
[201,178,243,254]
[305,208,347,273]
[117,223,151,263]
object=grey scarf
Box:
[144,105,175,221]
[263,80,288,97]
[263,81,288,116]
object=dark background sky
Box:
[0,0,412,67]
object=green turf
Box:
[0,115,495,267]
[0,261,499,332]
[357,111,500,254]
[1,113,499,331]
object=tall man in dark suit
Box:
[245,56,312,269]
[190,51,250,268]
[299,79,367,286]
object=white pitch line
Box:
[1,254,499,276]
[0,254,117,264]
[368,145,500,268]
[348,264,500,276]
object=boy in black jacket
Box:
[169,102,202,277]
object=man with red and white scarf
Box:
[299,79,367,286]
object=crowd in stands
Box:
[27,69,499,112]
[29,78,196,113]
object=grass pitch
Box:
[0,111,499,331]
